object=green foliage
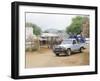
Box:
[26,22,42,36]
[44,30,49,33]
[32,24,42,36]
[66,16,83,35]
[26,22,33,27]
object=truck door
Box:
[72,40,80,51]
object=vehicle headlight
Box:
[53,45,59,49]
[61,47,66,50]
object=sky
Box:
[26,12,86,31]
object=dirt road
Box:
[25,47,89,68]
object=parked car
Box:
[53,38,86,56]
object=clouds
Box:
[26,13,80,31]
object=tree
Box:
[26,22,42,51]
[66,16,83,35]
[26,22,42,36]
[26,22,33,27]
[32,24,42,36]
[44,30,49,33]
[32,24,42,50]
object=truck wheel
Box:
[80,47,84,53]
[66,49,71,56]
[56,53,59,56]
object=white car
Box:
[53,38,86,56]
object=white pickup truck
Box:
[53,38,86,56]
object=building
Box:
[81,17,89,38]
[40,32,59,48]
[25,26,37,49]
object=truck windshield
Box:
[61,40,73,44]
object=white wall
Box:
[0,0,99,81]
[26,27,33,39]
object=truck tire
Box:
[66,49,71,56]
[56,53,59,56]
[80,47,84,53]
